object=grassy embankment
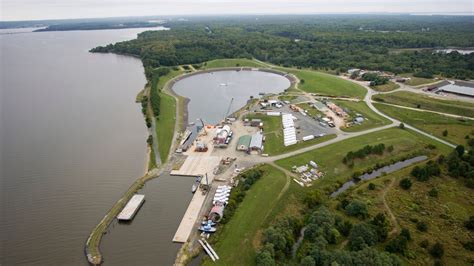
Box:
[153,69,183,163]
[275,127,451,194]
[371,81,400,92]
[334,100,392,132]
[202,164,304,266]
[373,91,474,118]
[203,58,266,69]
[332,163,474,265]
[245,113,336,156]
[274,67,367,99]
[375,103,474,146]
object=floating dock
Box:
[117,194,145,221]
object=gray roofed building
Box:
[249,133,263,151]
[439,81,474,97]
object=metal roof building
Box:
[439,81,474,97]
[236,135,252,151]
[249,133,263,151]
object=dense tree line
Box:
[361,72,389,86]
[91,15,474,79]
[409,145,474,188]
[343,143,386,164]
[256,206,402,265]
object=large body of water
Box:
[0,27,193,265]
[172,70,291,124]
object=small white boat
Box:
[192,183,198,193]
[198,224,217,233]
[219,83,228,86]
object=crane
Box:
[198,118,207,136]
[223,97,234,123]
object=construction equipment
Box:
[223,97,234,123]
[198,118,207,136]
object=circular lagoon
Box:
[172,69,292,125]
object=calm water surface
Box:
[0,27,191,265]
[172,70,291,124]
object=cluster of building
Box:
[282,113,297,146]
[425,80,474,98]
[347,68,394,79]
[236,133,264,153]
[326,101,348,117]
[213,125,233,147]
[292,160,324,185]
[198,185,233,234]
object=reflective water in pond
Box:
[172,70,291,125]
[331,156,428,197]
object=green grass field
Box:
[275,67,367,99]
[203,164,288,266]
[153,69,183,162]
[155,92,176,162]
[334,100,391,132]
[371,81,400,92]
[245,114,336,156]
[400,74,437,86]
[374,103,474,145]
[204,58,265,68]
[373,91,474,118]
[276,127,451,193]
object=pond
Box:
[171,69,292,125]
[330,156,428,197]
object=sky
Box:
[1,0,473,21]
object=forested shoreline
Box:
[90,15,474,79]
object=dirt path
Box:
[382,178,400,236]
[267,162,292,201]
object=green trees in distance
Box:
[90,15,474,79]
[362,72,389,86]
[343,143,386,164]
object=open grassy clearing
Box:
[399,73,437,86]
[274,67,367,99]
[245,113,336,156]
[375,103,474,146]
[330,165,474,265]
[334,100,391,132]
[371,81,400,92]
[373,91,474,118]
[202,164,288,266]
[203,58,265,69]
[385,169,473,265]
[276,127,451,194]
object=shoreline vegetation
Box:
[83,16,474,265]
[83,62,299,265]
